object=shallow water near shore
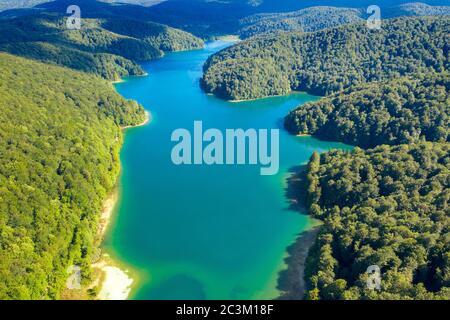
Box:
[104,41,350,299]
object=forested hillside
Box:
[101,18,204,52]
[202,16,449,100]
[302,143,450,299]
[2,1,448,38]
[0,53,144,299]
[284,72,449,148]
[238,3,450,39]
[238,6,363,39]
[0,13,203,80]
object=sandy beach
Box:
[91,191,135,300]
[93,258,134,300]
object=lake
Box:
[105,40,349,299]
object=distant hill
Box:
[385,2,450,17]
[239,6,363,39]
[0,13,203,80]
[99,0,165,6]
[1,1,449,38]
[238,2,450,38]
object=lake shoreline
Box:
[229,91,309,103]
[122,111,151,130]
[102,41,347,299]
[93,109,151,300]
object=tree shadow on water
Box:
[284,164,308,213]
[276,164,321,300]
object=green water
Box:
[105,41,349,300]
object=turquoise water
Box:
[105,41,349,300]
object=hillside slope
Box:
[238,3,450,39]
[238,6,363,39]
[302,142,450,299]
[285,72,449,148]
[0,13,203,80]
[202,16,449,101]
[0,53,144,299]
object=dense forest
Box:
[238,6,363,39]
[284,72,449,148]
[101,18,204,52]
[202,16,449,100]
[1,1,448,38]
[0,0,449,301]
[0,13,203,80]
[0,52,145,299]
[238,3,450,39]
[302,143,450,299]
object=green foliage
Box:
[0,13,203,80]
[239,6,363,39]
[201,57,291,100]
[304,142,450,299]
[285,72,449,148]
[0,52,144,299]
[101,18,204,52]
[0,41,144,81]
[202,16,449,100]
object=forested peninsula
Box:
[201,10,450,299]
[202,16,448,101]
[285,72,449,148]
[261,15,449,299]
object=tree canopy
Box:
[0,13,203,80]
[0,53,144,299]
[202,16,449,100]
[285,72,449,148]
[302,142,450,299]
